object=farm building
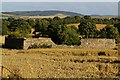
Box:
[5,37,56,49]
[5,37,25,49]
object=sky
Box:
[2,0,120,2]
[2,2,119,15]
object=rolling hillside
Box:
[2,10,83,16]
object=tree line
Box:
[2,16,120,45]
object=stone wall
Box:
[79,38,116,49]
[23,37,56,49]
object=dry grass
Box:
[91,16,118,19]
[2,14,15,17]
[1,48,119,78]
[66,23,80,28]
[66,23,111,30]
[20,14,67,19]
[96,24,107,30]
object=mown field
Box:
[20,14,67,19]
[1,48,119,78]
[67,23,111,30]
[2,13,67,19]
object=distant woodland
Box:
[2,14,120,45]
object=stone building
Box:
[5,37,56,49]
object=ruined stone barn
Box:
[79,38,116,49]
[5,37,116,49]
[5,37,56,49]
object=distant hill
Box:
[2,10,84,16]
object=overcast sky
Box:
[2,2,118,15]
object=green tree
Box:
[52,16,63,25]
[74,16,81,23]
[7,17,14,24]
[35,19,49,34]
[114,23,120,34]
[2,19,10,35]
[47,24,62,44]
[59,26,80,45]
[78,21,97,38]
[83,15,91,20]
[47,24,80,45]
[100,25,119,39]
[8,18,32,35]
[103,18,110,24]
[63,16,76,24]
[81,16,92,23]
[27,19,35,27]
[2,24,9,35]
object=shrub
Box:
[7,32,31,38]
[29,43,52,49]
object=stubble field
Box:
[1,48,119,78]
[67,23,108,30]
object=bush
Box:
[29,43,52,49]
[7,32,31,38]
